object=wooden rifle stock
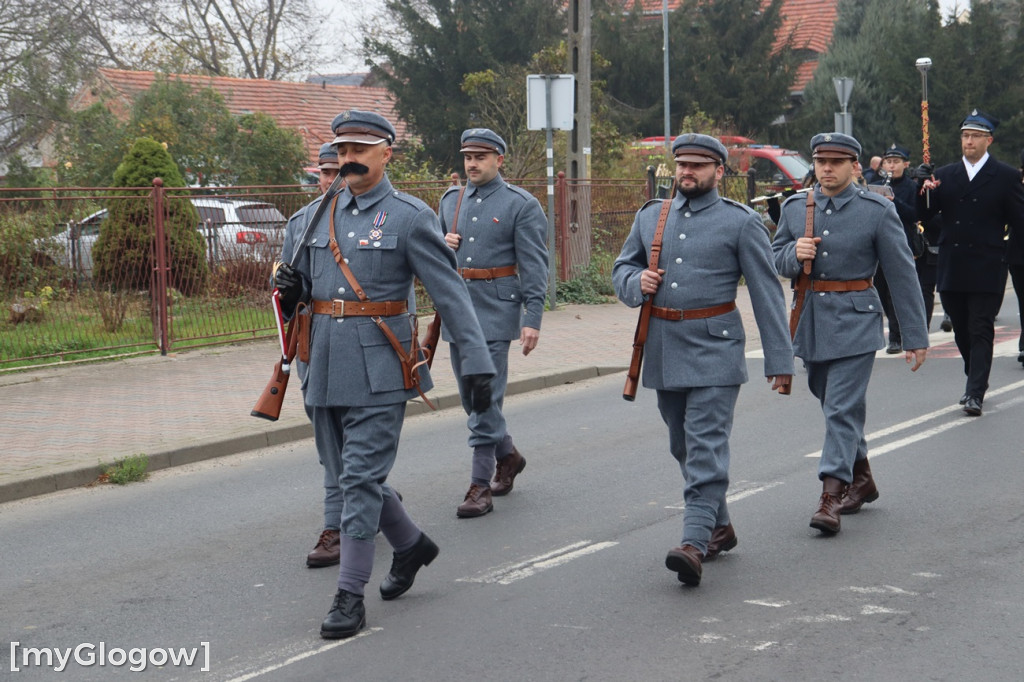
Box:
[623,300,652,401]
[779,191,817,396]
[251,311,301,421]
[422,312,442,369]
[622,199,672,401]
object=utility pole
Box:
[567,0,592,179]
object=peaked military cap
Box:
[882,144,910,160]
[810,132,861,160]
[960,109,998,134]
[671,133,727,164]
[318,142,340,169]
[331,109,396,146]
[460,128,506,156]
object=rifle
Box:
[424,179,467,369]
[251,306,302,421]
[779,190,817,396]
[623,199,672,401]
[250,173,343,420]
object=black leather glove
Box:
[766,197,782,225]
[914,163,934,182]
[464,373,492,413]
[274,262,304,308]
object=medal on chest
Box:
[369,211,387,241]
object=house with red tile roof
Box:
[612,0,840,95]
[71,68,409,167]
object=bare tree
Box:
[112,0,329,80]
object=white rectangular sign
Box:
[527,75,575,131]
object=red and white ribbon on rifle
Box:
[272,289,290,374]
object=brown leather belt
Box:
[311,299,408,318]
[651,301,736,321]
[459,265,518,280]
[810,278,873,292]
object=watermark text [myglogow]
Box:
[9,641,210,673]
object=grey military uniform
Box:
[286,176,495,541]
[772,183,927,481]
[437,173,548,463]
[613,188,793,554]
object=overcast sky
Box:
[311,0,971,76]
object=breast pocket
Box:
[356,235,399,281]
[309,238,331,278]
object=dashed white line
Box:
[457,541,618,585]
[744,599,792,608]
[803,378,1024,459]
[223,627,382,682]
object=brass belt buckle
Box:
[330,299,345,318]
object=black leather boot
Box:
[320,589,366,639]
[379,533,439,600]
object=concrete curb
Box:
[0,366,625,505]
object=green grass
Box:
[103,454,150,485]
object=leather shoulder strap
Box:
[801,190,815,274]
[327,194,369,301]
[449,186,467,235]
[649,199,672,271]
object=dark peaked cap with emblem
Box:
[331,110,396,146]
[960,109,999,133]
[318,142,339,169]
[460,128,506,156]
[882,144,910,160]
[810,132,861,159]
[671,133,727,164]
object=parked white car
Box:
[37,198,287,277]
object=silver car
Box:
[38,198,287,277]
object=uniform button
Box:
[722,330,729,336]
[823,230,830,236]
[822,251,828,257]
[466,257,473,263]
[311,237,318,245]
[679,234,687,240]
[338,287,345,294]
[352,209,359,215]
[821,273,828,278]
[472,216,478,222]
[336,318,343,324]
[868,304,874,310]
[510,294,516,299]
[675,257,682,264]
[826,209,832,215]
[684,212,692,218]
[373,241,381,247]
[344,258,349,264]
[347,231,355,238]
[670,282,678,289]
[818,292,825,297]
[476,198,482,203]
[469,237,475,242]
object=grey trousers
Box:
[656,385,740,555]
[806,352,874,483]
[450,340,512,451]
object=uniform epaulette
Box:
[721,196,759,216]
[781,192,807,208]
[853,188,891,207]
[639,198,665,212]
[440,185,462,199]
[504,183,536,202]
[390,189,431,211]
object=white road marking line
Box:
[744,599,791,608]
[846,585,918,596]
[665,481,784,510]
[457,541,618,585]
[794,614,853,623]
[695,633,729,643]
[914,572,941,578]
[223,627,382,682]
[803,378,1024,459]
[861,605,908,615]
[751,642,778,651]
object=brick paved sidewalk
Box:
[0,293,763,504]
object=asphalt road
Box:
[3,335,1024,680]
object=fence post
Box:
[646,165,656,201]
[152,178,170,355]
[556,172,569,283]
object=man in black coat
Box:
[1008,149,1024,367]
[918,110,1024,415]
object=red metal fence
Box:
[0,171,755,370]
